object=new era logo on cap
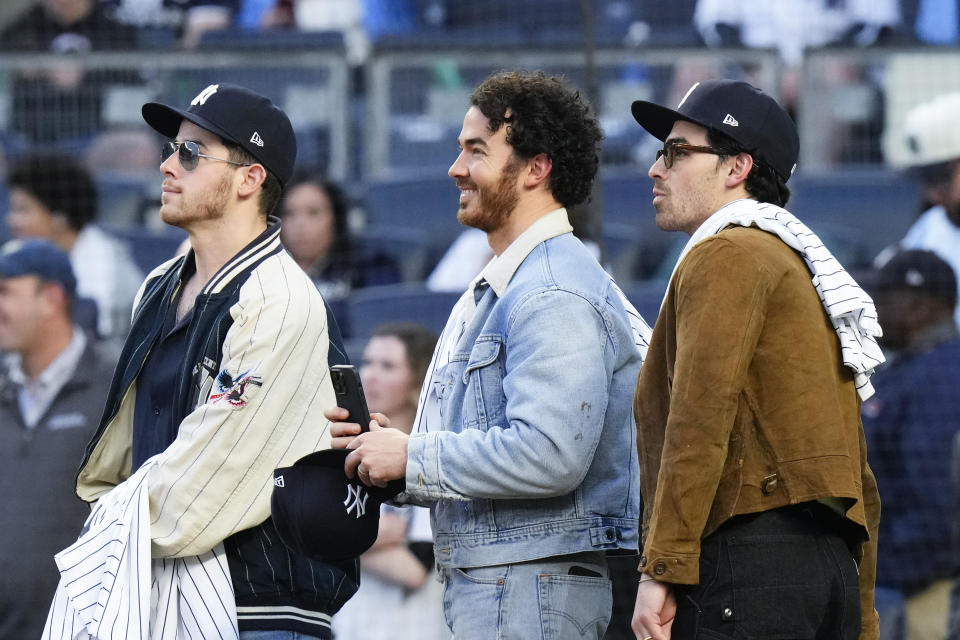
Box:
[250,131,264,147]
[722,114,739,127]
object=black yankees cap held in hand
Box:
[271,448,406,561]
[632,79,799,182]
[142,82,297,186]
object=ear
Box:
[724,153,754,189]
[38,281,68,317]
[523,153,553,188]
[237,163,268,199]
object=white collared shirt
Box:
[7,327,87,429]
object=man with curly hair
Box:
[326,70,651,638]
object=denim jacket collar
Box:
[480,208,572,297]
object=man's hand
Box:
[325,406,391,449]
[341,420,409,489]
[631,578,676,640]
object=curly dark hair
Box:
[7,153,97,231]
[470,70,603,208]
[706,128,791,207]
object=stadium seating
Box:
[344,282,460,341]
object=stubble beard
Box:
[160,171,233,229]
[457,158,522,233]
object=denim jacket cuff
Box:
[406,432,442,499]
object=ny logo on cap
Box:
[344,484,369,518]
[250,131,264,147]
[192,84,219,106]
[722,114,739,127]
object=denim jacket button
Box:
[653,562,666,575]
[604,528,616,541]
[722,606,734,620]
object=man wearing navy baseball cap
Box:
[73,84,356,639]
[0,239,119,639]
[629,79,883,640]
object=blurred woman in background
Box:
[279,173,400,301]
[332,322,448,640]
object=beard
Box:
[160,170,232,229]
[457,157,522,233]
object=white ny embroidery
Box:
[192,84,219,106]
[343,484,369,518]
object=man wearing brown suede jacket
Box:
[629,80,883,640]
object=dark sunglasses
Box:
[656,141,726,169]
[161,140,251,171]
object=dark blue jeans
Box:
[672,504,862,639]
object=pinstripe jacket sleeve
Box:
[144,255,336,558]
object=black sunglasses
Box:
[656,141,726,169]
[161,140,251,171]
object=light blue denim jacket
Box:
[406,210,647,569]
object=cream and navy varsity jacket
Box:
[76,219,356,638]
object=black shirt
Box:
[131,294,191,470]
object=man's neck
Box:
[486,195,563,255]
[22,323,74,380]
[184,215,268,285]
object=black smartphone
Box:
[330,364,371,432]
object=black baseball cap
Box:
[142,83,297,187]
[876,249,957,309]
[0,239,76,297]
[632,79,799,182]
[271,449,405,561]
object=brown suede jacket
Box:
[634,226,881,640]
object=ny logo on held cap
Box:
[343,484,369,518]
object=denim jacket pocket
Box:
[460,337,505,431]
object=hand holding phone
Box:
[330,365,371,432]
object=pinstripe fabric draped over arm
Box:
[43,458,238,639]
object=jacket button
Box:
[722,606,734,620]
[653,562,666,576]
[604,528,616,541]
[761,473,778,495]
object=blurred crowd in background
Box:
[0,1,959,639]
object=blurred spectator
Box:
[863,249,960,640]
[332,322,447,640]
[279,174,400,301]
[692,0,900,131]
[878,91,960,328]
[6,152,143,340]
[0,0,137,146]
[0,239,118,639]
[906,0,960,44]
[103,0,238,48]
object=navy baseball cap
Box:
[876,249,957,308]
[632,79,799,182]
[0,239,76,297]
[271,449,405,561]
[142,83,297,187]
